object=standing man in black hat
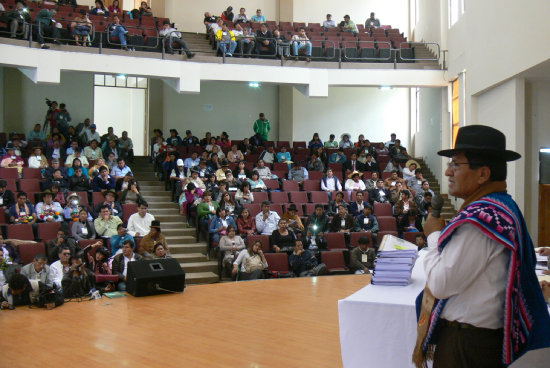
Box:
[413,125,550,367]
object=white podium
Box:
[338,251,427,368]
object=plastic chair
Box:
[289,191,308,203]
[246,234,271,253]
[325,232,348,251]
[377,216,398,232]
[310,191,329,204]
[321,251,349,274]
[0,168,19,179]
[265,253,292,278]
[37,222,62,241]
[282,180,300,192]
[270,191,289,203]
[18,242,46,265]
[6,223,34,241]
[374,202,393,217]
[252,191,269,204]
[122,203,138,223]
[350,232,373,248]
[22,168,42,180]
[243,204,261,217]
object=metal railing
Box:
[160,29,198,59]
[398,41,440,62]
[1,19,444,69]
[343,40,393,62]
[106,23,159,50]
[0,15,29,38]
[36,17,96,46]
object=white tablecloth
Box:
[338,250,427,368]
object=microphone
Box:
[431,194,444,218]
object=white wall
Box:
[3,69,94,135]
[414,87,445,184]
[525,81,550,245]
[445,0,550,111]
[161,81,280,141]
[93,86,146,155]
[291,86,410,145]
[413,0,445,46]
[292,0,410,36]
[474,78,526,211]
[165,0,279,34]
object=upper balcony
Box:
[0,4,446,95]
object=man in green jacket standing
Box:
[253,113,271,141]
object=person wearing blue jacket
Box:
[209,208,237,243]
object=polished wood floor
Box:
[0,275,369,368]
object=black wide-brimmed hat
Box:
[437,125,521,162]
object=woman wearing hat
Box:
[215,160,230,182]
[93,189,123,220]
[28,146,49,170]
[345,171,366,192]
[282,204,304,232]
[403,160,420,182]
[35,190,63,223]
[413,125,550,367]
[339,133,354,149]
[1,143,24,176]
[140,221,169,258]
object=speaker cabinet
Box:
[126,258,186,297]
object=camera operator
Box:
[61,252,95,299]
[44,99,59,133]
[1,273,63,310]
[53,103,72,138]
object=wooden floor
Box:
[0,275,369,368]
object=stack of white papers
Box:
[372,250,418,286]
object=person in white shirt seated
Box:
[111,240,143,291]
[323,13,337,29]
[27,146,49,170]
[321,168,342,191]
[127,201,155,237]
[49,246,72,290]
[345,171,366,192]
[255,201,280,235]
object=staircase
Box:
[414,158,456,221]
[131,157,218,285]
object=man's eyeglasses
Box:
[447,161,470,170]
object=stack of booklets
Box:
[371,235,418,286]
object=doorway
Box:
[93,74,148,156]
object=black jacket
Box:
[0,189,16,209]
[69,175,91,192]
